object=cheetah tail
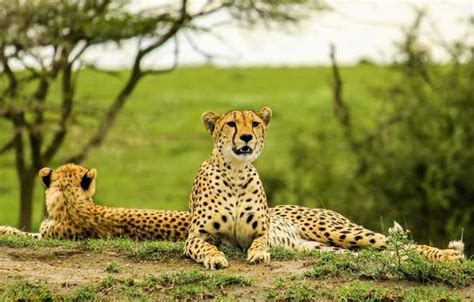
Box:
[448,240,465,253]
[0,225,41,239]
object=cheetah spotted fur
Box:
[0,164,189,240]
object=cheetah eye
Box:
[226,121,236,128]
[252,121,260,128]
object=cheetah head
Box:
[202,107,272,163]
[39,163,97,213]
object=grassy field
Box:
[0,236,472,301]
[0,65,393,229]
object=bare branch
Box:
[0,44,19,98]
[0,135,15,154]
[329,43,352,139]
[67,0,190,163]
[193,1,230,18]
[27,46,67,167]
[183,31,214,62]
[142,36,179,76]
[136,0,189,65]
[10,113,28,176]
[69,40,90,66]
[42,50,75,163]
[83,63,122,78]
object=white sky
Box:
[81,1,474,67]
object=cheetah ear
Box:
[39,168,53,188]
[201,111,220,135]
[80,169,97,191]
[257,107,272,125]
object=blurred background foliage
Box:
[0,1,472,254]
[266,14,474,253]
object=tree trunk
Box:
[17,169,35,231]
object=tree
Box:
[0,0,325,230]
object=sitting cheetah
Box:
[0,164,190,240]
[184,107,340,269]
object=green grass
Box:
[1,235,472,289]
[0,235,186,261]
[0,281,54,301]
[305,250,474,288]
[105,261,123,273]
[1,234,472,300]
[267,278,462,301]
[0,65,393,230]
[2,276,461,301]
[0,271,251,301]
[336,280,459,301]
[27,271,250,301]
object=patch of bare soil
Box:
[0,247,472,300]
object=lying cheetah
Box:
[0,164,190,240]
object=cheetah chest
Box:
[197,171,268,250]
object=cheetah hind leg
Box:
[297,238,348,253]
[389,222,465,262]
[269,215,343,253]
[0,225,41,239]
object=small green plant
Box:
[68,270,251,300]
[119,278,144,298]
[0,281,53,301]
[105,261,122,273]
[71,286,96,301]
[157,270,252,299]
[336,280,460,301]
[270,246,297,260]
[266,278,330,301]
[305,225,474,287]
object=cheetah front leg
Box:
[247,233,271,264]
[185,232,228,270]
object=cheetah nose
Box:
[240,134,253,143]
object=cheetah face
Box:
[39,163,97,212]
[202,107,272,163]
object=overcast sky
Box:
[83,0,473,68]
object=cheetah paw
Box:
[440,249,465,262]
[203,252,229,270]
[247,249,271,264]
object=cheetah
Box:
[0,164,190,240]
[185,108,347,269]
[183,107,464,269]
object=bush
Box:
[269,13,474,254]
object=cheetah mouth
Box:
[233,146,254,156]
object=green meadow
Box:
[1,65,393,229]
